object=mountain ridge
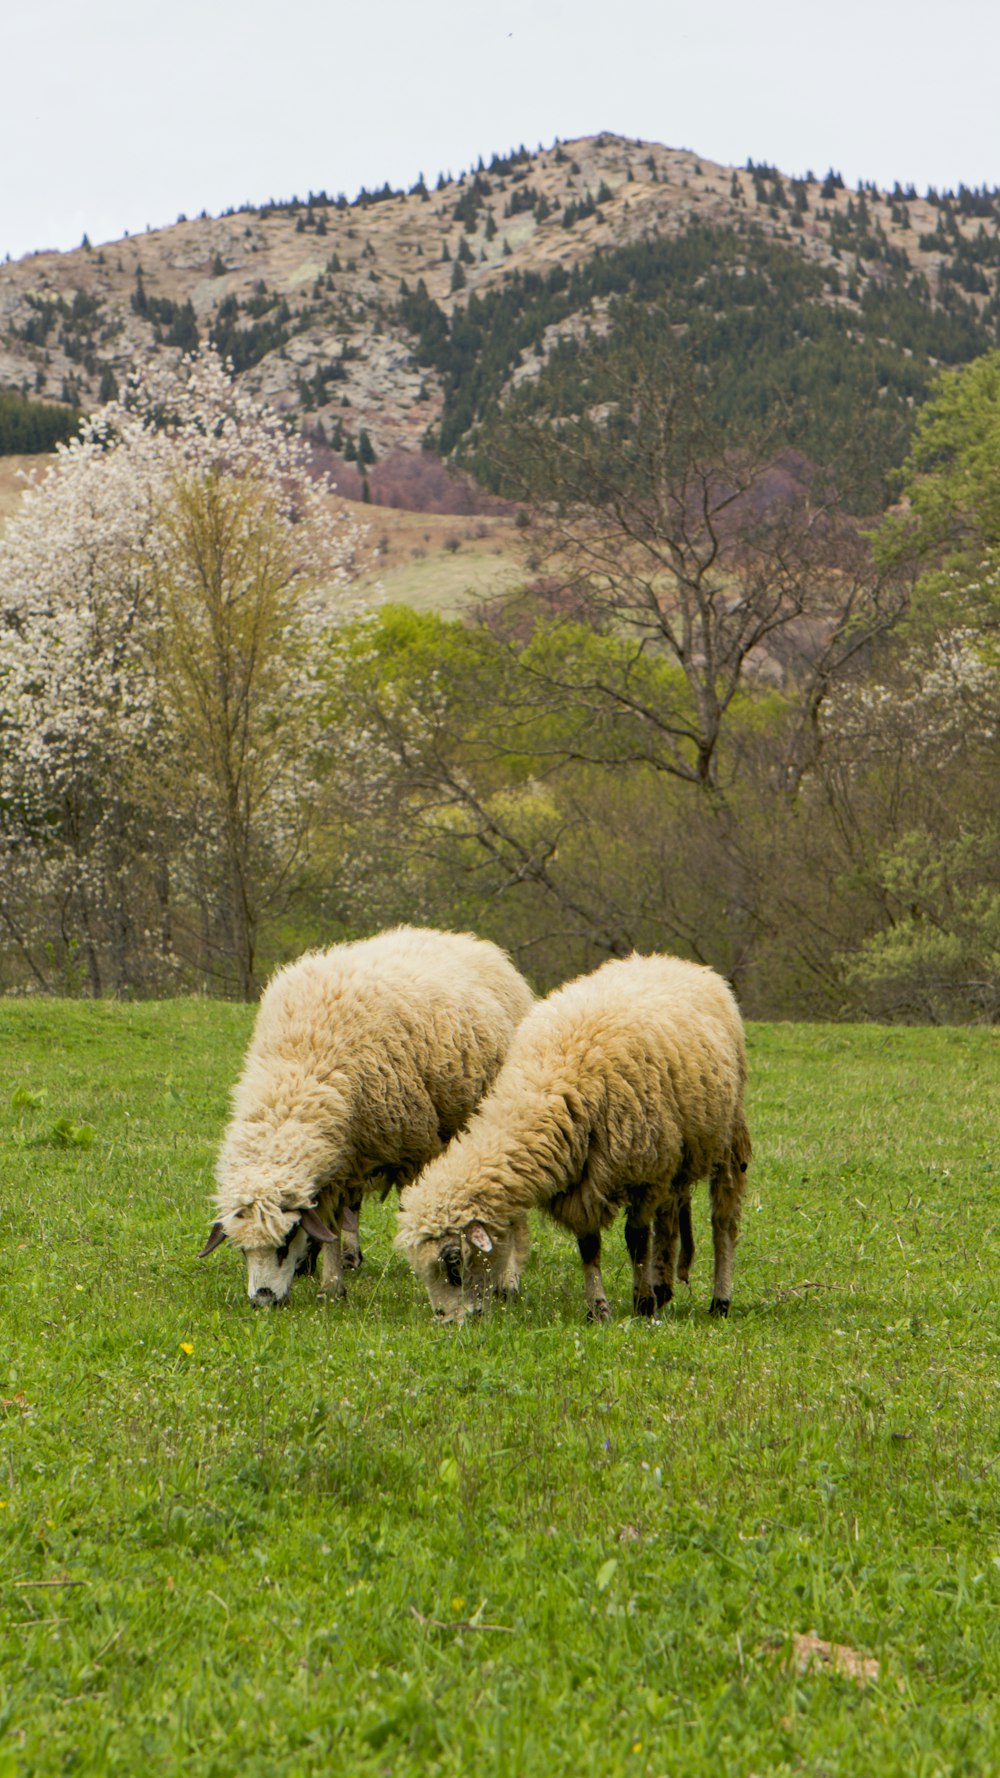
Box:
[2,131,998,500]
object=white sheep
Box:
[199,926,535,1305]
[395,952,751,1323]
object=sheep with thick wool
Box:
[396,952,751,1323]
[200,926,535,1305]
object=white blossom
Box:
[0,348,368,995]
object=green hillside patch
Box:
[355,534,525,616]
[0,390,78,456]
[399,223,998,511]
[1,1003,998,1775]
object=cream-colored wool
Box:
[396,952,751,1322]
[208,926,535,1304]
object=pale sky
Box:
[3,0,999,264]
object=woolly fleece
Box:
[214,925,535,1250]
[396,952,750,1309]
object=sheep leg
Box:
[677,1195,695,1283]
[624,1216,656,1317]
[342,1197,363,1271]
[709,1153,746,1317]
[317,1221,347,1301]
[650,1198,679,1308]
[578,1231,610,1323]
[496,1213,530,1301]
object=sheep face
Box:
[408,1222,508,1324]
[243,1224,313,1306]
[199,1203,335,1305]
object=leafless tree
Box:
[492,332,913,793]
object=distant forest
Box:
[398,220,999,511]
[0,388,79,454]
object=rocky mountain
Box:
[2,131,998,504]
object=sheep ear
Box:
[465,1221,493,1254]
[299,1204,339,1244]
[198,1222,227,1258]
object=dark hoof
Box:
[343,1249,363,1272]
[587,1299,611,1324]
[633,1293,656,1318]
[653,1282,673,1308]
[709,1296,731,1318]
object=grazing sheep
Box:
[396,952,751,1323]
[199,926,535,1306]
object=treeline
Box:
[246,147,536,221]
[0,389,78,454]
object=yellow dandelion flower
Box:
[180,1341,194,1355]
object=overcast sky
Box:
[4,0,1000,264]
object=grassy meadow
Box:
[1,1000,999,1776]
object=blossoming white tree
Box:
[819,625,1000,1022]
[0,349,364,997]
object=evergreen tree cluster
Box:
[452,174,493,231]
[209,287,293,371]
[0,389,80,454]
[504,184,541,218]
[396,221,998,508]
[208,279,361,377]
[926,181,1000,218]
[485,147,533,176]
[747,160,788,208]
[131,275,199,350]
[15,288,109,379]
[824,202,911,273]
[561,191,599,228]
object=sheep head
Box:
[198,1201,338,1305]
[400,1219,502,1323]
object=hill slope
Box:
[2,132,998,503]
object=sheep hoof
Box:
[653,1283,673,1308]
[709,1296,730,1318]
[587,1299,611,1324]
[317,1282,347,1302]
[633,1293,656,1318]
[343,1249,363,1272]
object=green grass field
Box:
[2,1001,998,1776]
